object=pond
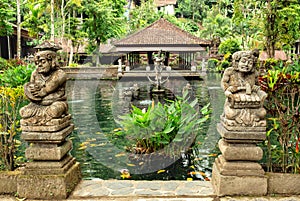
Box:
[66,73,224,181]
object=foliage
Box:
[198,8,232,40]
[0,0,15,36]
[263,0,300,58]
[128,0,160,33]
[164,16,200,34]
[175,0,209,22]
[259,60,300,173]
[110,93,210,156]
[23,1,49,37]
[207,58,219,70]
[232,0,264,50]
[0,58,12,71]
[82,0,127,65]
[218,38,241,54]
[0,62,35,88]
[0,86,26,171]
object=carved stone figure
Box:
[20,42,68,126]
[18,41,81,199]
[220,50,267,127]
[212,50,268,196]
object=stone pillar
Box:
[17,41,81,199]
[211,50,268,196]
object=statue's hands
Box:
[28,84,47,97]
[252,85,260,92]
[31,88,47,97]
[227,86,238,93]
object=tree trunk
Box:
[7,35,11,59]
[50,0,55,41]
[265,0,276,58]
[61,0,65,44]
[96,41,101,67]
[17,0,21,58]
[68,41,73,66]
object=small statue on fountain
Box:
[20,41,68,126]
[221,50,267,127]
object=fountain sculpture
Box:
[147,50,170,93]
[212,50,268,196]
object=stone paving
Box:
[1,180,300,201]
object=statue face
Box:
[238,54,254,72]
[35,53,52,74]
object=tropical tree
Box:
[263,0,300,58]
[23,1,49,38]
[128,0,160,33]
[176,0,209,22]
[0,0,15,59]
[82,0,127,66]
[198,7,232,40]
[232,0,264,50]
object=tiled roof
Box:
[113,18,211,46]
[154,0,177,7]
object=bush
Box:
[218,38,241,55]
[0,58,12,71]
[207,58,219,70]
[259,61,300,173]
[0,86,27,170]
[0,64,35,87]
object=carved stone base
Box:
[217,123,266,143]
[218,139,263,161]
[214,155,265,176]
[25,139,72,160]
[212,163,267,196]
[18,162,81,199]
[24,154,76,175]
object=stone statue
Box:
[20,41,68,126]
[220,50,267,128]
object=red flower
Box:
[296,140,299,153]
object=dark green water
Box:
[66,73,224,180]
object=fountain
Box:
[146,50,170,93]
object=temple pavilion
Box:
[111,18,211,70]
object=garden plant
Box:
[259,58,300,173]
[0,59,34,171]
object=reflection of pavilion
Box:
[111,18,211,70]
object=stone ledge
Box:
[0,170,21,194]
[267,172,300,195]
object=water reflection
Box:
[66,73,224,180]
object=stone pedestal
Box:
[212,123,267,196]
[18,115,81,199]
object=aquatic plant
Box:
[111,91,211,156]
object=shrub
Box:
[259,61,300,173]
[0,86,27,170]
[0,58,12,71]
[207,58,219,70]
[218,38,241,55]
[0,64,35,87]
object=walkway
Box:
[1,180,300,200]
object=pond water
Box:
[66,73,224,181]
